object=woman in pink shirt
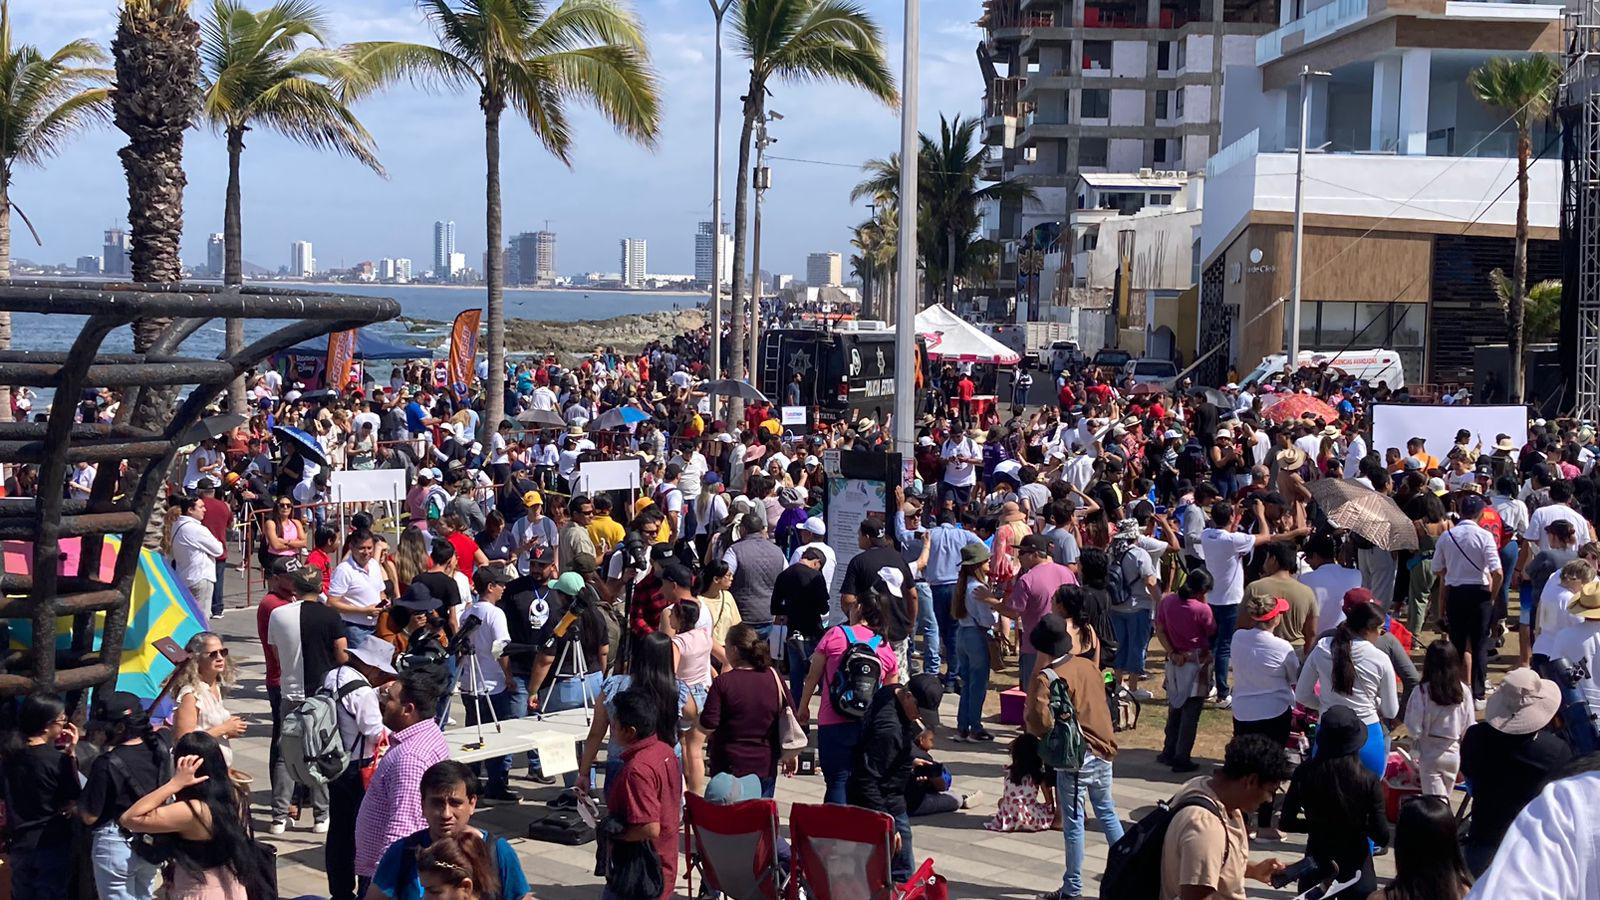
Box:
[797,586,900,804]
[668,600,714,795]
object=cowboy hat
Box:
[1275,447,1307,470]
[1485,667,1561,735]
[1495,434,1517,451]
[1569,580,1600,620]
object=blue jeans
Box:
[913,582,940,675]
[954,625,991,733]
[785,636,817,707]
[1499,541,1519,619]
[750,622,773,642]
[463,691,518,791]
[213,557,227,615]
[892,809,914,884]
[91,823,159,900]
[435,655,460,724]
[1019,651,1038,687]
[1209,603,1240,697]
[1056,755,1125,896]
[929,583,958,681]
[344,621,376,645]
[817,721,863,805]
[1110,609,1153,675]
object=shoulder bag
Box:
[770,668,809,756]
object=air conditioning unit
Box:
[1138,167,1154,178]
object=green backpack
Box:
[1041,668,1087,772]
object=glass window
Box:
[1153,138,1172,163]
[1317,301,1357,347]
[1175,87,1185,117]
[1080,138,1108,167]
[1387,303,1426,349]
[1156,91,1170,120]
[1081,89,1110,118]
[1156,41,1173,71]
[1084,41,1112,71]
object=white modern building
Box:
[620,238,648,287]
[806,251,842,287]
[290,240,315,278]
[695,221,733,288]
[433,220,456,276]
[396,258,413,282]
[1198,0,1563,385]
[447,251,466,280]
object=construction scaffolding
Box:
[1564,2,1600,421]
[0,281,397,699]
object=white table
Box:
[442,707,595,772]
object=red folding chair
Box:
[786,803,947,900]
[684,793,783,900]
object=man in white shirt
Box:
[182,439,224,491]
[529,383,557,411]
[265,566,346,833]
[1468,769,1600,899]
[1435,494,1505,705]
[1343,430,1368,479]
[1199,497,1308,707]
[939,428,982,508]
[1299,533,1364,633]
[325,530,389,642]
[460,566,519,803]
[1549,584,1600,727]
[321,636,391,900]
[789,517,839,624]
[170,495,225,622]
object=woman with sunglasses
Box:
[0,694,80,899]
[170,632,247,766]
[262,493,306,573]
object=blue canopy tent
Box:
[276,329,432,389]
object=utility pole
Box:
[749,110,779,383]
[708,0,735,383]
[893,0,920,457]
[1289,66,1329,369]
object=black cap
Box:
[1018,534,1052,555]
[266,555,297,577]
[660,563,694,588]
[569,552,599,575]
[473,566,513,593]
[290,566,324,595]
[531,545,556,567]
[93,690,147,726]
[1029,614,1072,660]
[397,581,441,612]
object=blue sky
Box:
[14,0,981,278]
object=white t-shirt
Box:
[1198,528,1255,607]
[1548,620,1600,713]
[1535,579,1586,656]
[1295,636,1400,725]
[460,599,511,695]
[1524,503,1594,553]
[1229,627,1300,723]
[1299,563,1364,633]
[941,438,979,487]
[328,558,386,625]
[489,432,509,465]
[1466,772,1600,899]
[1343,435,1368,478]
[679,451,706,501]
[321,666,385,761]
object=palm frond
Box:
[342,40,480,93]
[537,44,659,149]
[251,75,383,173]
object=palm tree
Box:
[728,0,895,382]
[114,0,203,353]
[849,207,894,319]
[1491,268,1562,343]
[347,0,660,440]
[0,1,110,421]
[201,0,385,412]
[1470,53,1558,403]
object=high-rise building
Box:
[534,230,556,281]
[806,252,842,287]
[620,238,647,288]
[433,220,456,276]
[447,251,466,280]
[695,221,733,288]
[76,255,101,274]
[290,240,314,278]
[206,233,225,277]
[378,258,397,281]
[395,258,412,282]
[102,228,130,277]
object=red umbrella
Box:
[1261,393,1340,424]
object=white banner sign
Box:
[1371,403,1528,464]
[329,469,407,504]
[571,459,642,494]
[781,405,807,426]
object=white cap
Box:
[1427,477,1447,494]
[917,436,935,447]
[801,516,826,536]
[805,455,821,467]
[714,433,734,443]
[1162,429,1183,441]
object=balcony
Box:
[1256,0,1562,66]
[983,0,1057,37]
[985,76,1030,120]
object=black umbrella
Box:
[299,388,337,403]
[700,379,769,404]
[179,413,246,445]
[1190,386,1230,408]
[515,408,566,430]
[271,425,329,466]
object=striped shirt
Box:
[353,718,449,877]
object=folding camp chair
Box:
[786,803,947,900]
[684,793,783,900]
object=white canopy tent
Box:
[914,304,1022,365]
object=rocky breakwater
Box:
[403,307,707,358]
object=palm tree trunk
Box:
[482,101,507,442]
[224,126,246,413]
[728,75,759,398]
[0,175,13,425]
[946,226,957,308]
[1509,124,1530,404]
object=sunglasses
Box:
[206,648,230,659]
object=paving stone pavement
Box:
[206,573,1393,898]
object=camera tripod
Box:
[451,640,501,752]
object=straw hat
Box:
[1485,667,1561,735]
[1275,446,1307,470]
[1569,580,1600,620]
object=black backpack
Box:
[1100,792,1228,899]
[827,625,884,720]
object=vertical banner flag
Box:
[448,309,483,400]
[325,329,357,392]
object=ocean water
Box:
[6,281,707,357]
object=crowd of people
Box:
[5,330,1600,899]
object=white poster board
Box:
[781,405,807,426]
[571,459,642,495]
[329,469,407,504]
[825,475,888,599]
[1371,404,1528,462]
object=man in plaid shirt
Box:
[353,663,450,891]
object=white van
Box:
[1241,349,1405,390]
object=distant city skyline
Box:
[12,1,979,279]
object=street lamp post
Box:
[749,111,778,384]
[893,0,919,457]
[708,0,735,384]
[1289,66,1330,369]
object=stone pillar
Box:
[1371,54,1401,152]
[1398,48,1432,155]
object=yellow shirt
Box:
[588,514,625,556]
